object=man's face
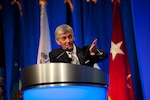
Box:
[56,31,75,51]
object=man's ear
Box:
[56,39,60,45]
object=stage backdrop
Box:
[0,0,146,100]
[131,0,150,100]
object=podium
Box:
[22,63,108,100]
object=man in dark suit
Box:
[49,24,108,67]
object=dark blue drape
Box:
[120,0,143,100]
[0,0,143,99]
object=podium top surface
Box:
[22,63,108,90]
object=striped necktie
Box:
[68,51,80,65]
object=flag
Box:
[7,1,23,100]
[108,1,135,100]
[10,2,23,100]
[37,0,51,64]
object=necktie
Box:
[68,52,80,65]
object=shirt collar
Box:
[72,44,77,54]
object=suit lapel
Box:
[76,47,85,64]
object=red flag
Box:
[108,1,135,100]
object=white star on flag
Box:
[110,41,124,60]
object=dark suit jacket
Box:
[49,46,108,67]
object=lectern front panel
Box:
[24,85,107,100]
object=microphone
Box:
[56,51,66,59]
[85,60,90,64]
[50,47,72,62]
[45,59,50,63]
[55,47,70,60]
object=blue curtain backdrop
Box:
[0,0,143,100]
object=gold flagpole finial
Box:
[92,0,97,4]
[86,0,97,4]
[64,0,73,12]
[11,0,23,16]
[111,0,121,3]
[39,0,47,5]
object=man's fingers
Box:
[92,39,97,45]
[89,39,98,56]
[91,39,97,48]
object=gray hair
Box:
[55,24,74,39]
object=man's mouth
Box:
[65,45,73,51]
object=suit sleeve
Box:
[49,51,57,62]
[90,49,108,63]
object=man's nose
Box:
[66,37,70,42]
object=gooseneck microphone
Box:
[49,47,74,63]
[45,59,50,63]
[56,47,72,60]
[44,51,66,63]
[45,50,66,63]
[56,51,66,59]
